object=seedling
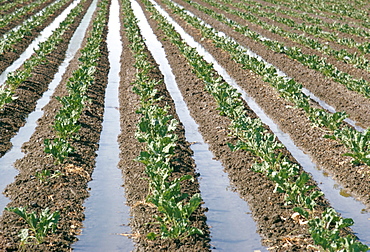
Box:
[35,170,62,183]
[44,138,74,164]
[142,0,369,249]
[5,207,60,245]
[123,1,203,239]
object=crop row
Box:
[0,0,72,55]
[3,0,108,247]
[217,0,370,65]
[140,0,369,250]
[162,0,370,167]
[0,0,32,16]
[181,0,370,100]
[240,0,370,42]
[0,0,52,30]
[0,0,87,111]
[44,0,107,164]
[122,0,202,240]
[236,0,370,39]
[263,0,370,29]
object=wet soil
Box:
[0,0,58,35]
[117,4,210,250]
[0,0,368,250]
[181,0,370,128]
[0,0,92,158]
[256,0,370,30]
[251,0,370,44]
[0,0,211,250]
[135,0,337,250]
[0,0,75,74]
[213,0,370,82]
[159,0,370,208]
[0,0,106,250]
[0,0,34,17]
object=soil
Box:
[0,0,369,251]
[0,0,90,157]
[0,0,59,35]
[0,0,75,74]
[256,0,370,30]
[218,0,370,83]
[0,0,211,250]
[155,0,370,209]
[117,13,210,250]
[0,0,106,250]
[189,0,370,127]
[134,0,335,250]
[0,0,34,17]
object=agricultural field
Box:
[0,0,369,250]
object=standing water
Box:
[131,0,266,250]
[0,0,98,214]
[72,0,134,250]
[0,0,82,85]
[169,0,364,133]
[148,0,370,245]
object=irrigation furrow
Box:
[139,0,370,248]
[113,0,210,250]
[0,0,75,74]
[138,0,326,250]
[158,0,370,206]
[130,0,265,250]
[0,0,91,156]
[255,0,370,36]
[0,0,56,35]
[259,0,370,30]
[172,0,365,134]
[213,0,370,74]
[0,0,110,249]
[0,0,36,17]
[180,0,370,101]
[72,0,134,249]
[0,0,369,250]
[233,0,370,45]
[167,0,370,129]
[160,0,370,204]
[0,0,96,214]
[300,87,365,132]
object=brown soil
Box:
[0,0,211,250]
[0,0,75,74]
[255,0,370,31]
[0,0,59,35]
[159,0,370,208]
[117,4,210,251]
[0,0,34,16]
[0,0,92,158]
[0,0,368,250]
[214,0,370,82]
[0,0,107,250]
[252,0,370,44]
[188,0,370,100]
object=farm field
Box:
[0,0,369,251]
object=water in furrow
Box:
[131,0,267,250]
[146,0,370,245]
[0,0,81,85]
[72,0,134,250]
[172,0,365,132]
[0,0,98,215]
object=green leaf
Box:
[293,207,309,219]
[146,232,158,240]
